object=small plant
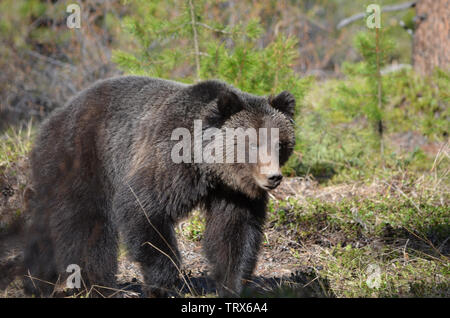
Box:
[180,211,205,241]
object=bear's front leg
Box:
[203,194,266,297]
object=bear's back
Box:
[30,76,186,189]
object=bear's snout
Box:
[254,168,283,191]
[267,173,283,188]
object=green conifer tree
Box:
[113,0,310,102]
[337,17,394,166]
[355,27,393,163]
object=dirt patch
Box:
[389,131,444,156]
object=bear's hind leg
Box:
[50,196,119,298]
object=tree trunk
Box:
[412,0,450,75]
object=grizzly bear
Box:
[23,76,295,297]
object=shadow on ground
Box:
[119,270,334,298]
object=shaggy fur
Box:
[23,76,295,297]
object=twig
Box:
[336,1,416,29]
[24,50,78,72]
[195,22,231,34]
[382,180,422,215]
[143,240,196,296]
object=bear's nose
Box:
[267,173,283,184]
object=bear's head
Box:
[201,86,296,198]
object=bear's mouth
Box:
[262,183,280,190]
[258,180,282,191]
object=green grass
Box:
[319,244,449,297]
[0,122,34,169]
[266,172,449,297]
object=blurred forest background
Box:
[0,0,449,297]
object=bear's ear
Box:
[217,90,243,119]
[269,91,296,118]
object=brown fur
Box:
[22,76,295,297]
